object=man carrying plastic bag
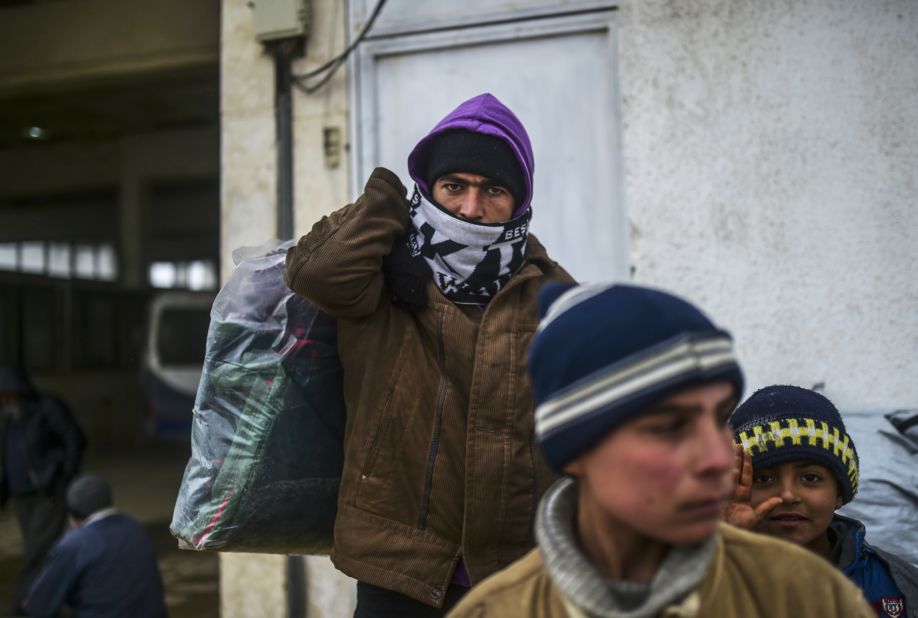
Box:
[286,94,573,616]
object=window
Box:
[0,240,118,281]
[149,259,217,291]
[0,243,16,270]
[48,243,71,277]
[20,242,45,274]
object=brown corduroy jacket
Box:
[285,167,574,606]
[447,523,876,618]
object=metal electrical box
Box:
[251,0,308,42]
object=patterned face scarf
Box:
[407,185,531,305]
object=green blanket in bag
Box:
[171,242,344,554]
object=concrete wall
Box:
[220,0,351,281]
[618,0,918,409]
[219,0,356,615]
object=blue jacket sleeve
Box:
[25,538,80,618]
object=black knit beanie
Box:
[420,130,525,207]
[67,474,113,518]
[729,385,859,503]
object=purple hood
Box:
[407,93,535,217]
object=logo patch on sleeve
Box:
[880,596,904,618]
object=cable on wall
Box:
[291,0,387,95]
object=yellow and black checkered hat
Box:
[729,385,859,503]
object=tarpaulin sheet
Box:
[839,409,918,567]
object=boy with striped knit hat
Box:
[727,385,917,618]
[448,283,873,618]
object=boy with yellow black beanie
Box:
[727,385,917,618]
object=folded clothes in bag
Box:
[171,240,344,553]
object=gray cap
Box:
[66,474,113,518]
[0,365,31,396]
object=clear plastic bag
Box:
[170,240,344,553]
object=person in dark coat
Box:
[26,474,169,618]
[0,364,86,616]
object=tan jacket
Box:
[447,523,875,618]
[285,168,573,606]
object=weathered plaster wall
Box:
[618,0,918,408]
[219,0,277,282]
[220,0,351,283]
[219,0,356,615]
[289,0,352,235]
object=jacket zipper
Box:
[418,310,447,530]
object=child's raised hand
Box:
[724,444,782,529]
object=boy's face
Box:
[749,461,842,549]
[566,380,737,545]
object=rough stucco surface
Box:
[220,0,357,615]
[220,0,277,282]
[618,0,918,409]
[219,2,284,613]
[289,0,351,231]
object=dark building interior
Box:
[0,0,223,614]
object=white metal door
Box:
[349,1,626,282]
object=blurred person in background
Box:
[26,474,168,618]
[0,364,85,616]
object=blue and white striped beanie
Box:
[529,283,744,473]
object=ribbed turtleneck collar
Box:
[535,478,716,618]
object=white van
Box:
[143,291,213,438]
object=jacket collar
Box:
[828,513,866,571]
[535,478,716,618]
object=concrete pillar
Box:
[219,0,356,615]
[220,555,288,618]
[305,556,357,617]
[219,0,276,282]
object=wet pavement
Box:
[0,441,219,617]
